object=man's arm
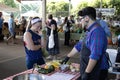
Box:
[85,59,97,73]
[61,40,82,64]
[67,47,78,57]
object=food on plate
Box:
[70,63,80,72]
[37,65,55,74]
[60,64,69,71]
[46,60,61,69]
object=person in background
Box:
[20,16,27,34]
[0,12,4,35]
[97,12,112,42]
[6,13,16,44]
[69,15,75,32]
[23,17,45,69]
[61,6,109,80]
[0,12,4,41]
[56,16,62,29]
[46,14,59,60]
[62,16,71,46]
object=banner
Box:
[96,8,115,16]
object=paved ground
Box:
[0,36,80,79]
[0,36,117,80]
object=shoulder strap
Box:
[105,52,112,67]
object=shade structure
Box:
[16,0,40,3]
[21,10,41,17]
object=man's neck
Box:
[87,20,96,29]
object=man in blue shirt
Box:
[7,13,16,44]
[61,6,109,80]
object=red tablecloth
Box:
[3,63,80,80]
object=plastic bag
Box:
[48,29,55,49]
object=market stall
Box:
[3,62,80,80]
[58,32,81,41]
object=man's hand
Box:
[81,72,90,80]
[61,56,70,64]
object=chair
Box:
[106,49,120,79]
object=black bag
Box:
[115,39,120,72]
[116,51,120,63]
[105,52,112,67]
[115,52,120,72]
[116,40,120,63]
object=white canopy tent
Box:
[2,11,10,16]
[21,10,41,17]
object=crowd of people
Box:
[0,6,120,80]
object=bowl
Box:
[13,73,45,80]
[60,64,69,71]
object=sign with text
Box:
[96,8,115,16]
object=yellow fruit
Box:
[44,65,49,69]
[51,60,60,69]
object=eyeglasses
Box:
[79,16,86,22]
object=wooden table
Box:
[3,63,80,80]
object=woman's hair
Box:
[48,14,53,19]
[63,17,68,24]
[26,17,41,31]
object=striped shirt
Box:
[75,21,109,69]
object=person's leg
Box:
[7,28,15,44]
[0,28,2,35]
[64,32,67,45]
[65,32,70,46]
[6,35,12,44]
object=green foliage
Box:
[72,0,120,16]
[0,0,17,8]
[73,2,88,17]
[110,0,120,15]
[47,1,69,17]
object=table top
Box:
[3,63,80,80]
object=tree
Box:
[47,1,69,17]
[71,1,88,17]
[72,0,120,16]
[0,0,17,8]
[109,0,120,15]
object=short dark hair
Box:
[78,6,96,20]
[48,14,53,19]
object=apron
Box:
[80,35,101,80]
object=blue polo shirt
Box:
[75,21,109,69]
